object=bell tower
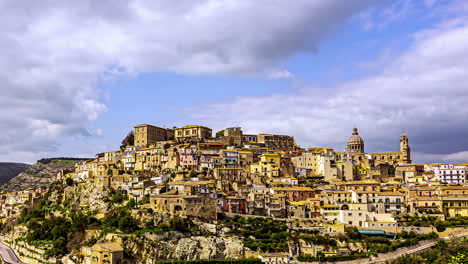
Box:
[400,131,411,163]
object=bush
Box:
[393,237,468,264]
[101,208,139,234]
[111,191,128,204]
[118,215,139,233]
[65,178,74,186]
[169,216,189,232]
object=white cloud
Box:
[413,151,468,164]
[0,0,376,162]
[95,129,104,137]
[189,16,468,164]
[267,70,295,80]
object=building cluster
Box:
[1,124,465,229]
[61,124,468,228]
[0,188,46,225]
[0,124,467,264]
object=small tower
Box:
[347,127,364,153]
[400,131,411,163]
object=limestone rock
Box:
[124,235,246,263]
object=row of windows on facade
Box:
[136,127,168,134]
[440,170,465,174]
[443,202,467,207]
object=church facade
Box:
[336,127,411,167]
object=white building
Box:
[433,164,467,185]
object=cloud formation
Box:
[0,0,375,162]
[190,16,468,164]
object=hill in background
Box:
[0,158,91,193]
[0,162,30,186]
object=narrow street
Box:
[0,241,24,264]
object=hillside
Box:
[0,159,81,192]
[0,162,30,186]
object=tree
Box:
[215,130,225,138]
[118,215,139,233]
[126,198,136,209]
[169,216,188,232]
[65,178,74,186]
[121,131,134,147]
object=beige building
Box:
[175,125,212,141]
[82,242,123,264]
[221,127,243,146]
[292,148,338,181]
[150,194,217,219]
[257,134,297,151]
[134,124,174,148]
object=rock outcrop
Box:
[61,183,114,212]
[124,236,246,263]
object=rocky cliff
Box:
[124,236,246,263]
[0,160,78,192]
[59,183,114,212]
[0,162,30,186]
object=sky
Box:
[1,0,468,164]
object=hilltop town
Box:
[0,124,467,264]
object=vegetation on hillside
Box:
[224,216,335,253]
[37,157,91,164]
[17,183,99,258]
[297,227,439,262]
[17,181,204,259]
[391,238,468,264]
[396,215,468,232]
[155,259,261,264]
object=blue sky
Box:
[1,0,468,164]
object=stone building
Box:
[82,242,123,264]
[150,194,217,219]
[175,125,212,141]
[134,124,174,148]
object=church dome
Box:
[347,127,364,152]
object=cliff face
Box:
[0,162,30,186]
[0,160,77,192]
[59,183,114,212]
[124,236,246,263]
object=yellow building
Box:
[134,124,174,148]
[104,150,120,162]
[175,125,212,141]
[260,153,281,163]
[442,195,468,217]
[251,158,280,180]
